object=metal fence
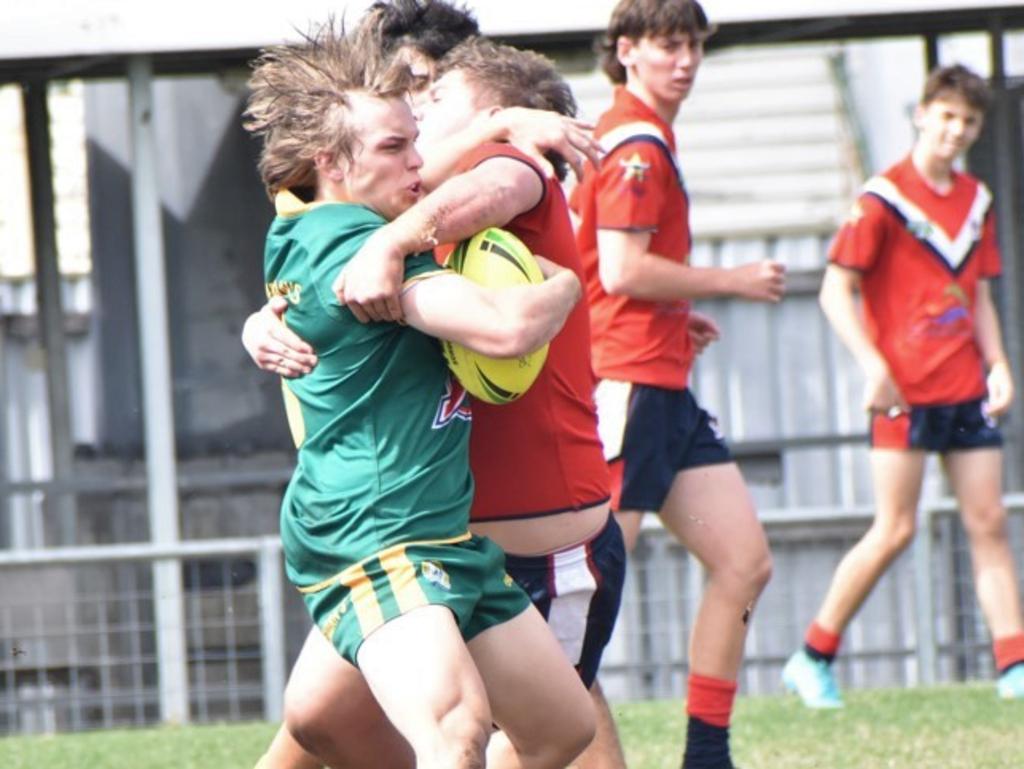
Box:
[1,495,1022,736]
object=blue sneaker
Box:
[782,649,843,708]
[997,664,1024,699]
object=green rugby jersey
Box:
[265,191,474,587]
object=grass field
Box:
[2,685,1022,769]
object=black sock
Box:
[681,716,733,769]
[804,642,835,665]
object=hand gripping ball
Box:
[441,228,549,405]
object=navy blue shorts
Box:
[595,381,732,512]
[870,397,1003,452]
[503,515,626,688]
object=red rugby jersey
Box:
[442,143,610,521]
[829,156,1000,405]
[570,86,694,389]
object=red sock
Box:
[686,673,737,728]
[805,621,841,659]
[994,633,1024,673]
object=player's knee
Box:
[282,694,325,758]
[561,708,597,767]
[525,706,595,769]
[872,514,916,556]
[749,547,773,595]
[890,519,916,554]
[709,543,772,599]
[569,702,598,759]
[437,703,491,769]
[963,503,1008,539]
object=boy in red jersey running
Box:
[782,64,1024,707]
[247,33,629,769]
[569,2,784,768]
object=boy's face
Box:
[336,93,424,220]
[914,94,984,163]
[415,69,488,154]
[618,30,704,108]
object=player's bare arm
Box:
[596,228,785,302]
[819,264,909,414]
[401,259,580,358]
[333,155,545,322]
[974,279,1015,416]
[241,296,318,378]
[420,106,599,190]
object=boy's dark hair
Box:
[598,0,712,85]
[365,0,480,61]
[438,37,578,181]
[922,64,992,113]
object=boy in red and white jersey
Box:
[570,2,785,768]
[783,64,1024,707]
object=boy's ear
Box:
[314,151,345,182]
[616,36,636,69]
[911,103,926,132]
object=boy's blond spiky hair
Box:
[244,19,413,196]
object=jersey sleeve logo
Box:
[620,152,651,184]
[432,376,472,429]
[600,120,685,192]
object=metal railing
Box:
[0,537,286,733]
[0,495,1022,734]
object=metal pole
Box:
[259,537,286,722]
[21,79,76,545]
[987,18,1024,490]
[924,33,940,72]
[127,56,188,725]
[912,506,937,686]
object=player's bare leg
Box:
[573,680,628,769]
[486,679,625,769]
[614,510,645,553]
[471,605,595,769]
[783,450,926,708]
[658,464,772,675]
[655,462,772,768]
[814,450,927,633]
[279,628,412,769]
[358,606,492,769]
[254,723,322,769]
[944,448,1024,637]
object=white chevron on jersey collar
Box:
[599,120,683,186]
[863,175,992,272]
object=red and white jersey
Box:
[442,143,610,521]
[570,87,694,390]
[829,156,1000,405]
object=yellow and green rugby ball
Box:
[441,227,549,405]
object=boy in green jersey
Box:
[245,20,593,769]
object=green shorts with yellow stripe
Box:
[298,533,531,665]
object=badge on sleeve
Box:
[620,152,650,186]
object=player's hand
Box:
[985,359,1014,417]
[534,255,582,302]
[729,260,786,302]
[497,107,600,181]
[862,362,909,416]
[687,310,721,355]
[241,297,317,378]
[332,228,407,324]
[534,254,567,279]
